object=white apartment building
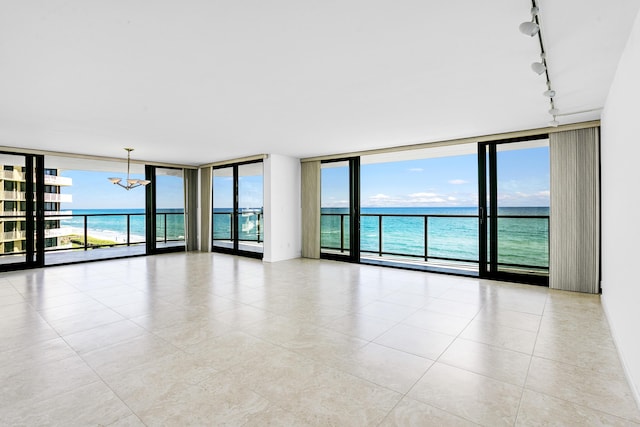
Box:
[0,166,72,255]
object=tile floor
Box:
[0,252,639,426]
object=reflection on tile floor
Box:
[1,252,639,426]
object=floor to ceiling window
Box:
[479,137,550,284]
[0,151,43,270]
[0,152,191,268]
[317,137,551,284]
[320,158,360,262]
[45,155,147,265]
[212,160,264,258]
[359,143,479,273]
[147,166,186,253]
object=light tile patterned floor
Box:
[1,252,639,426]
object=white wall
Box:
[601,9,640,406]
[263,154,302,262]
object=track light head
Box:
[519,21,540,37]
[531,62,546,75]
[549,117,560,127]
[543,89,556,97]
[548,108,560,115]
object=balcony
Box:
[1,191,25,201]
[44,227,74,238]
[0,171,72,186]
[0,170,26,181]
[321,212,549,275]
[0,192,72,203]
[0,211,185,264]
[44,175,72,186]
[2,230,25,241]
[44,193,72,203]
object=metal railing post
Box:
[340,214,345,253]
[83,215,88,251]
[378,215,383,257]
[126,214,131,246]
[424,215,428,261]
[164,213,168,243]
[257,213,261,243]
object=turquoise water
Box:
[212,209,263,242]
[321,207,549,268]
[60,207,548,269]
[60,209,185,241]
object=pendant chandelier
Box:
[107,148,150,190]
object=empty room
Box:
[1,1,640,425]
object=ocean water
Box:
[212,209,263,242]
[60,207,548,269]
[60,209,186,241]
[321,207,549,268]
[61,208,262,243]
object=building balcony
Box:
[1,227,73,242]
[46,210,73,219]
[1,191,25,201]
[44,175,72,186]
[2,230,25,241]
[1,192,72,203]
[44,193,72,203]
[0,171,72,186]
[44,227,74,238]
[0,210,73,219]
[0,170,26,182]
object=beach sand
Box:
[69,227,145,243]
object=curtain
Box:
[182,168,199,251]
[198,167,212,252]
[550,127,600,293]
[301,161,321,258]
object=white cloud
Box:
[370,193,391,200]
[447,196,457,201]
[448,179,468,185]
[409,192,438,198]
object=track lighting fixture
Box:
[520,1,560,127]
[531,61,546,75]
[519,7,540,36]
[531,53,546,75]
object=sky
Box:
[322,146,550,208]
[59,145,549,210]
[60,170,184,209]
[212,175,264,209]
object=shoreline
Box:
[68,227,145,243]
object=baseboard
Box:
[601,294,640,410]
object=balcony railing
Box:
[321,212,549,272]
[212,211,263,243]
[0,212,186,257]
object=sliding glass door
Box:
[0,152,44,271]
[479,137,550,284]
[212,160,264,258]
[145,166,186,254]
[320,158,360,262]
[316,139,549,285]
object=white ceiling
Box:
[0,1,638,166]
